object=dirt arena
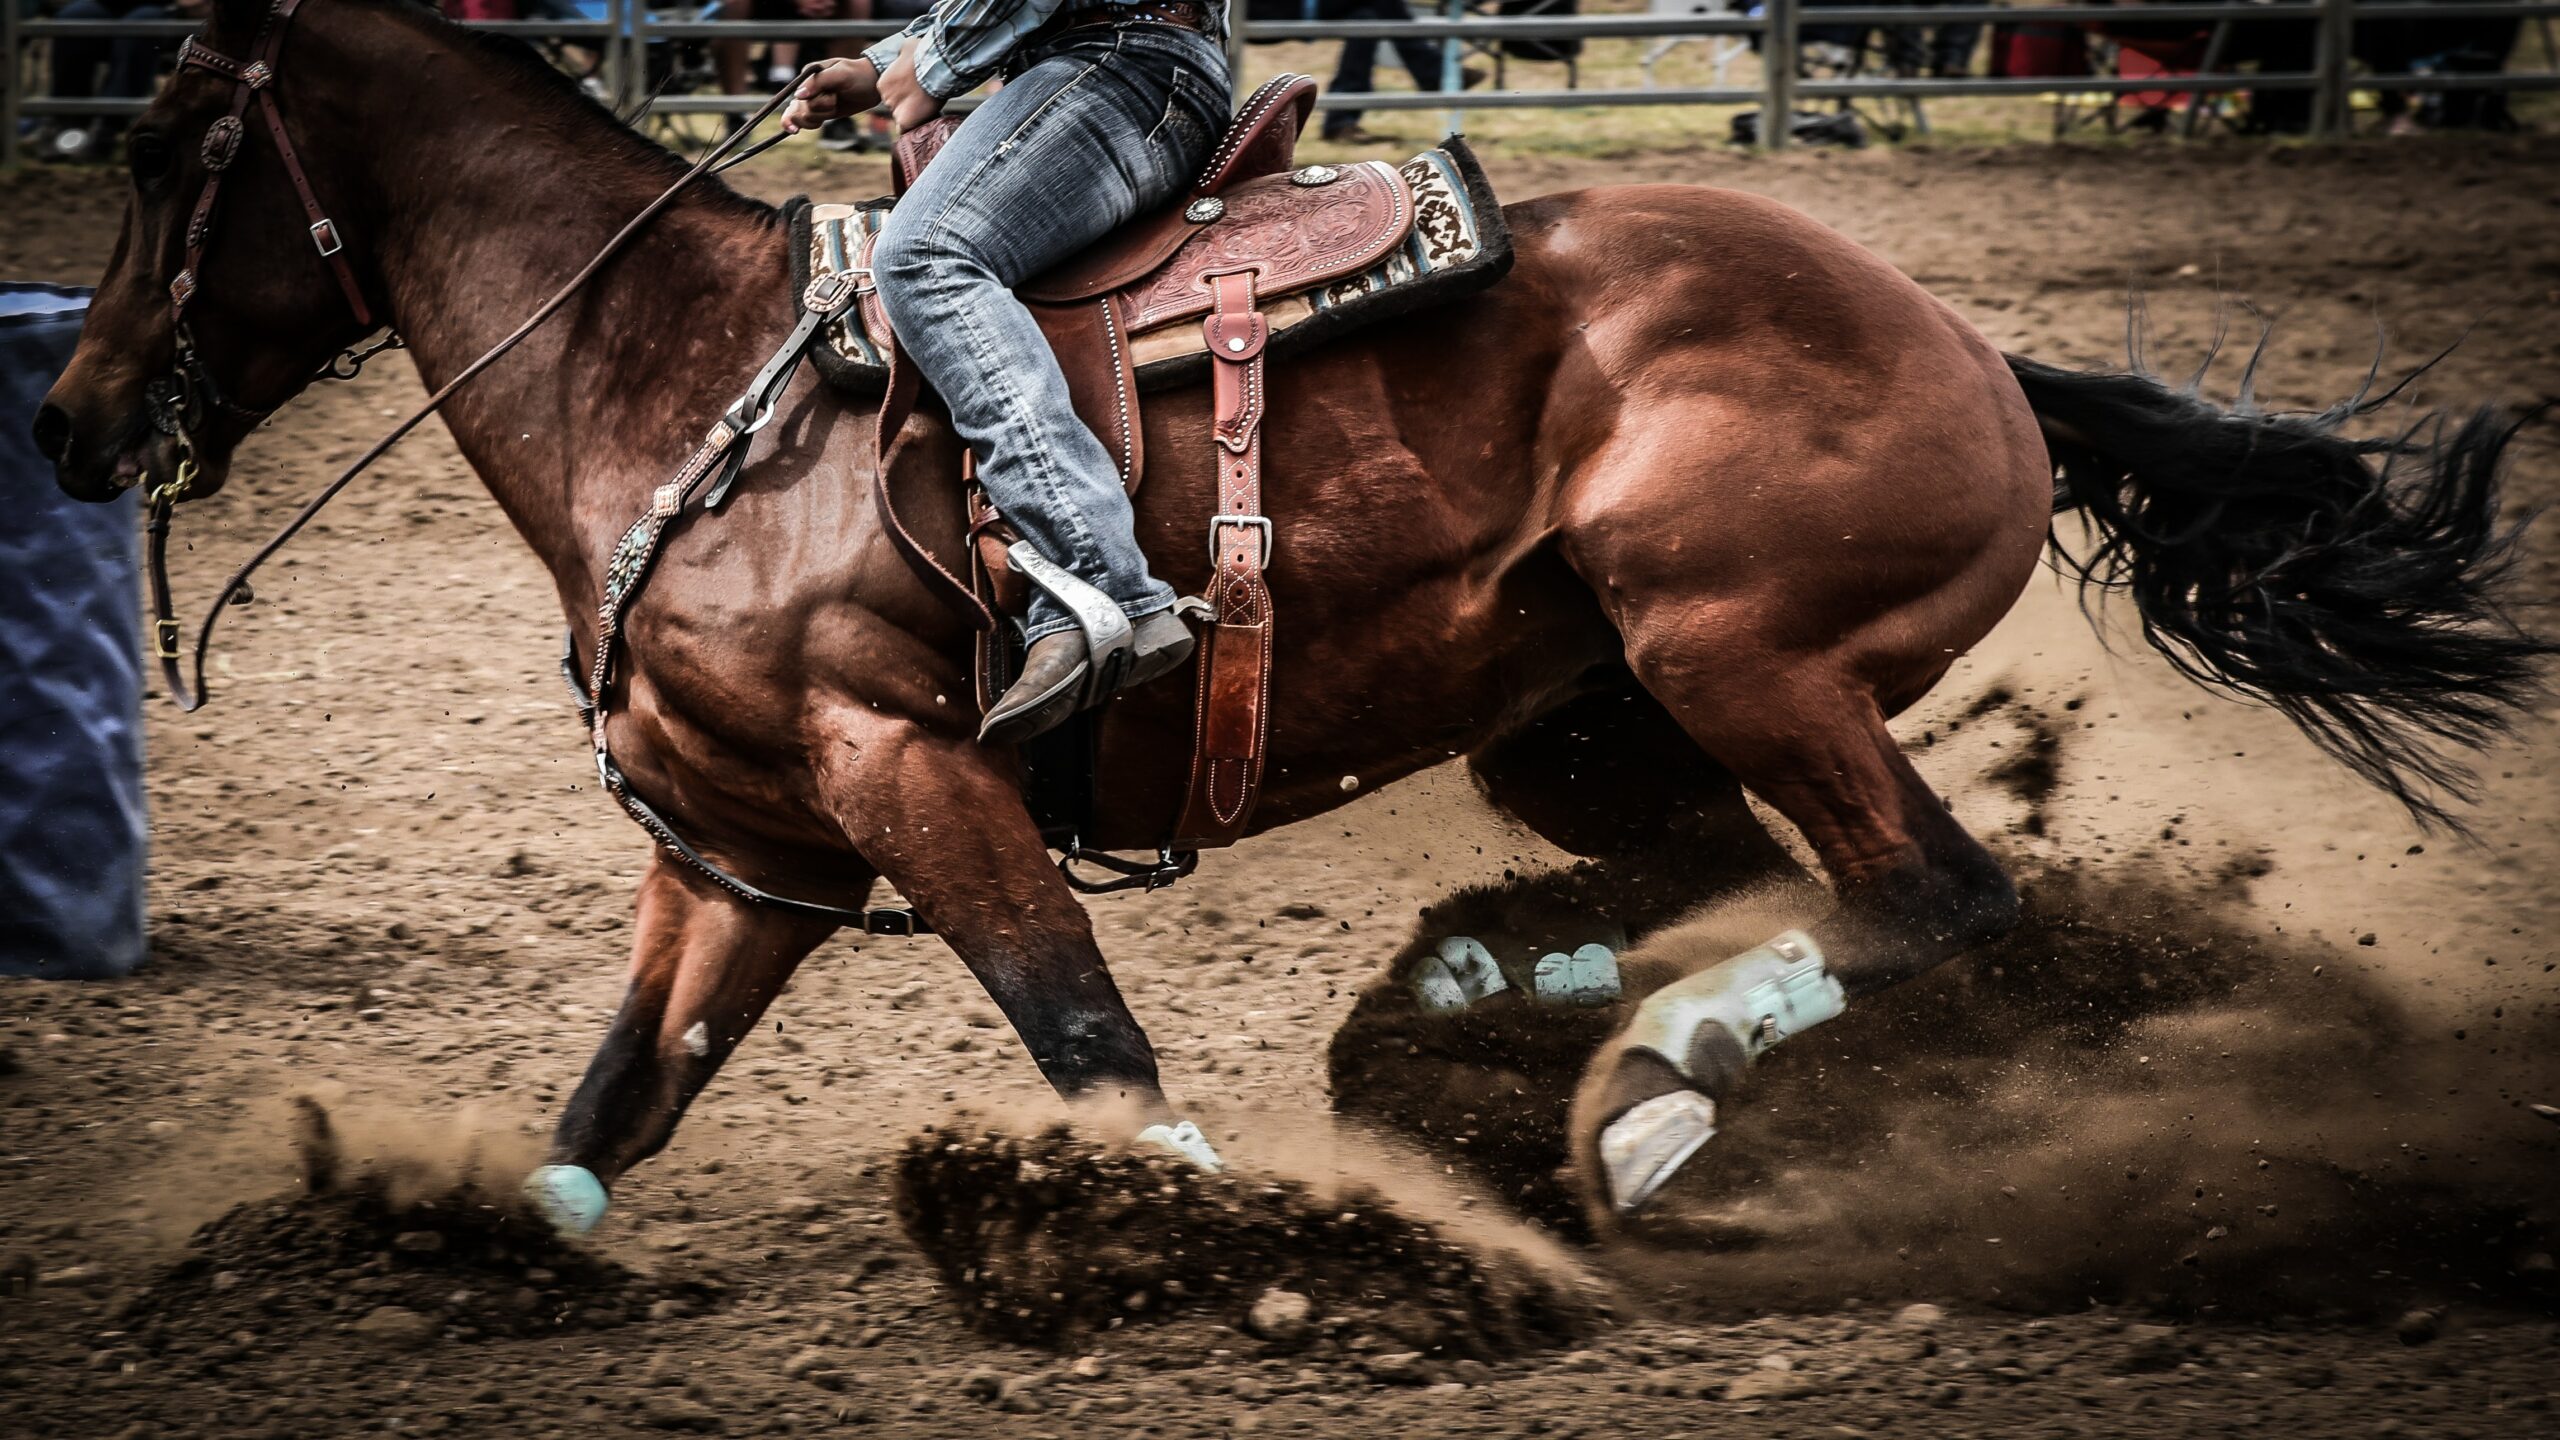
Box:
[5,133,2558,1438]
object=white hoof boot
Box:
[1594,931,1846,1214]
[1622,930,1844,1083]
[1597,1090,1720,1213]
[522,1163,609,1235]
[1533,943,1622,1007]
[1135,1119,1224,1174]
[1411,936,1510,1013]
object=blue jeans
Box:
[872,22,1230,643]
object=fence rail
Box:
[6,0,2557,163]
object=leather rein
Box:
[142,0,807,712]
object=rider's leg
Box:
[870,24,1230,742]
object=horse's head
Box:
[34,0,382,504]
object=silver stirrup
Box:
[1005,540,1134,701]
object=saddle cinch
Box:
[784,75,1512,867]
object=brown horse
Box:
[38,0,2546,1230]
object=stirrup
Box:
[1004,540,1134,704]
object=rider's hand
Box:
[783,57,880,134]
[877,45,944,130]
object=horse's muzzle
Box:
[35,399,189,504]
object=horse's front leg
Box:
[523,853,842,1233]
[815,715,1219,1167]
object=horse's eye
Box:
[128,132,172,185]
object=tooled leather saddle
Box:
[787,74,1511,861]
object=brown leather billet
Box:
[1172,267,1275,849]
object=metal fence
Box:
[6,0,2557,165]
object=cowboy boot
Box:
[979,607,1195,746]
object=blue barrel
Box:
[0,283,147,980]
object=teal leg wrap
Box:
[1411,936,1510,1013]
[1533,943,1622,1006]
[523,1163,609,1235]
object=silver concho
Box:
[200,115,244,172]
[1184,197,1225,223]
[1290,164,1341,187]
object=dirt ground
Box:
[5,134,2559,1439]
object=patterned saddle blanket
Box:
[785,136,1509,406]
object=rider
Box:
[785,0,1231,745]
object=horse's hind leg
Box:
[1330,686,1813,1222]
[1467,681,1809,923]
[525,853,842,1233]
[1578,668,2021,1215]
[1396,683,1811,1011]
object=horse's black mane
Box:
[354,0,778,226]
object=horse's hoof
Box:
[1135,1119,1224,1173]
[1411,936,1509,1013]
[522,1163,609,1235]
[1597,1089,1719,1213]
[1621,930,1842,1087]
[1533,943,1622,1007]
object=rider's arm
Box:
[859,0,1069,102]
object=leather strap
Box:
[874,339,995,631]
[1024,0,1212,48]
[174,0,374,330]
[575,275,946,929]
[1173,269,1274,849]
[144,486,199,710]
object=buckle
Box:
[801,270,864,316]
[309,218,343,257]
[1207,514,1272,568]
[154,617,182,660]
[1059,845,1198,895]
[861,909,922,937]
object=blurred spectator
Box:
[1882,1,1981,78]
[2339,7,2521,132]
[36,0,205,162]
[2215,4,2520,133]
[714,0,912,146]
[717,0,863,95]
[1801,0,1973,78]
[1251,0,1480,145]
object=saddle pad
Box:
[786,136,1511,396]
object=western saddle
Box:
[839,74,1478,869]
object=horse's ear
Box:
[208,0,270,40]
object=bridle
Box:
[136,0,804,711]
[144,0,391,705]
[172,0,373,332]
[157,0,383,459]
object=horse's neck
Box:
[359,51,787,605]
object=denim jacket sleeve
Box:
[860,0,1072,101]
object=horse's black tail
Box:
[2007,339,2552,830]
